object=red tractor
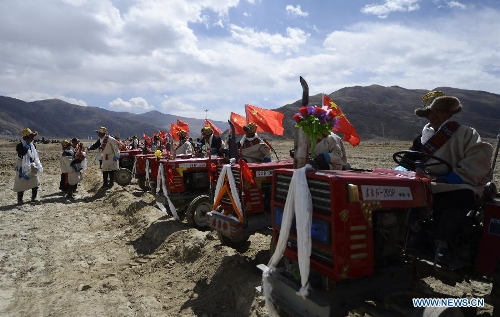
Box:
[261,163,499,316]
[259,78,500,317]
[205,159,294,248]
[114,148,143,186]
[154,155,226,229]
[132,153,155,191]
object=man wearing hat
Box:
[129,135,139,149]
[200,126,222,156]
[402,91,493,266]
[114,134,128,151]
[239,123,271,163]
[87,126,121,188]
[13,128,43,205]
[174,130,193,156]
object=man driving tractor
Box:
[401,90,493,266]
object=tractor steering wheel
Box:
[393,150,452,176]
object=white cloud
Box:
[361,0,420,18]
[229,25,309,54]
[286,5,308,18]
[109,97,153,111]
[0,0,498,122]
[8,92,88,107]
[160,97,198,117]
[317,9,500,94]
[446,1,466,9]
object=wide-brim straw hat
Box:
[201,126,213,135]
[21,128,38,137]
[60,139,71,147]
[95,126,107,134]
[177,130,187,138]
[243,122,258,133]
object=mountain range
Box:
[1,85,498,142]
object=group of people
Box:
[11,90,495,270]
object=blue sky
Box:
[0,0,499,122]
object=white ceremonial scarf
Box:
[421,120,450,145]
[239,133,259,146]
[20,139,43,177]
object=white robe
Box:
[314,132,347,170]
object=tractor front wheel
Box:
[186,195,211,230]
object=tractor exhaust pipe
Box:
[491,133,500,171]
[293,76,311,169]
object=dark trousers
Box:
[432,189,476,245]
[102,171,115,187]
[60,173,69,192]
[18,187,38,202]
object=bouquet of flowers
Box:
[293,105,338,157]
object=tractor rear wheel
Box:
[186,195,211,230]
[114,168,132,186]
[217,230,250,250]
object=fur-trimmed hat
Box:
[95,126,107,134]
[415,91,462,118]
[243,122,258,133]
[21,128,38,138]
[71,137,79,144]
[201,126,213,135]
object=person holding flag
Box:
[239,123,271,163]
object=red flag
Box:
[158,130,167,145]
[230,112,246,135]
[322,94,360,146]
[143,133,152,147]
[177,119,189,132]
[170,123,182,141]
[204,119,222,136]
[239,159,255,186]
[245,104,284,136]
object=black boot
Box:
[17,191,24,205]
[101,172,109,188]
[66,185,76,199]
[108,171,115,188]
[31,187,38,204]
